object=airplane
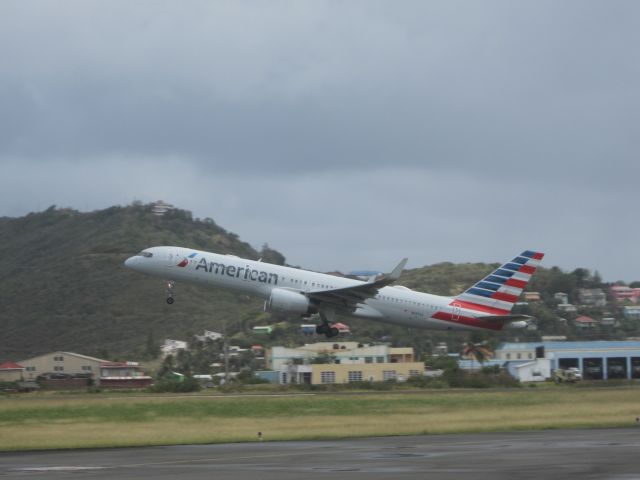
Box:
[124,247,544,337]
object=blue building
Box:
[496,341,640,380]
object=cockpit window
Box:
[138,251,153,258]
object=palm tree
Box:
[462,342,493,366]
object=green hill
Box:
[0,203,279,361]
[1,204,637,363]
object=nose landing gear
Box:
[165,281,175,305]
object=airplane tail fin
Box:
[453,250,544,315]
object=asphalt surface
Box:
[2,428,640,479]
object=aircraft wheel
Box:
[316,324,329,335]
[166,297,174,305]
[325,327,339,338]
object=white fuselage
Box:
[125,246,496,332]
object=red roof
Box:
[0,361,24,370]
[575,316,597,323]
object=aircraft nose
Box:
[124,256,138,269]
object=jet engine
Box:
[264,288,313,315]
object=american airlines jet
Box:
[124,247,544,337]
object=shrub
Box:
[149,377,201,393]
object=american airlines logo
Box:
[177,252,198,267]
[195,258,279,285]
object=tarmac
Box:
[2,428,640,479]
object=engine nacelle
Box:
[505,320,529,330]
[264,288,312,315]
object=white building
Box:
[161,339,188,357]
[623,306,640,320]
[495,345,536,362]
[194,330,223,342]
[268,342,406,371]
[499,341,640,381]
[577,288,607,307]
[511,359,551,382]
[266,342,421,385]
[557,303,577,313]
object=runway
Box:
[2,428,640,479]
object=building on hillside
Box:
[433,342,448,355]
[194,330,223,342]
[610,286,640,304]
[99,361,152,388]
[557,303,577,314]
[577,288,606,307]
[161,339,188,357]
[18,351,151,388]
[265,342,424,385]
[574,315,598,328]
[523,292,541,302]
[218,346,248,360]
[252,326,273,335]
[496,341,640,381]
[299,323,350,335]
[554,292,569,304]
[0,362,25,382]
[151,200,174,216]
[623,306,640,320]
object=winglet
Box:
[388,258,408,280]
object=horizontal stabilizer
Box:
[478,314,532,323]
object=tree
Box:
[157,354,175,379]
[572,268,591,288]
[462,343,493,365]
[143,331,160,359]
[260,243,286,265]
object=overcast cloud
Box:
[0,1,638,280]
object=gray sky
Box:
[1,1,638,280]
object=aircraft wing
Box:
[306,258,407,308]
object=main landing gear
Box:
[316,323,339,338]
[165,281,175,305]
[315,309,339,338]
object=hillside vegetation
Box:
[0,204,275,360]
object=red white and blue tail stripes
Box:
[453,250,544,315]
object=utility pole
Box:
[223,321,230,383]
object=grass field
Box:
[1,387,639,451]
